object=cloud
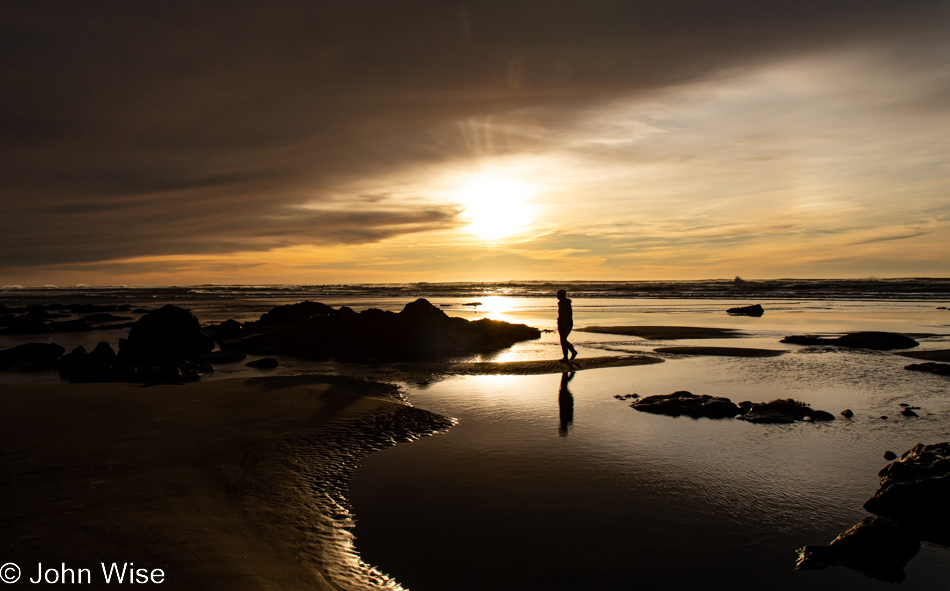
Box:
[1,1,949,281]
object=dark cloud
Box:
[1,0,948,269]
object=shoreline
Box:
[0,375,452,591]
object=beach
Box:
[0,376,451,590]
[2,286,950,590]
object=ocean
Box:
[2,280,949,589]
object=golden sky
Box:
[2,1,949,286]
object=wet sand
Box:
[654,346,786,357]
[898,348,950,362]
[580,325,746,339]
[396,354,663,376]
[0,376,450,591]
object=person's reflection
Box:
[558,371,575,436]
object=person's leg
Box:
[559,329,577,360]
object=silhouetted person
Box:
[556,289,578,362]
[558,371,575,436]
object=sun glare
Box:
[458,174,536,240]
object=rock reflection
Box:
[558,371,574,436]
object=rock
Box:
[795,517,919,582]
[810,410,836,421]
[781,331,919,350]
[881,415,889,420]
[905,362,950,376]
[631,391,740,419]
[90,341,117,366]
[246,357,279,369]
[0,316,53,335]
[207,319,243,343]
[0,342,65,371]
[737,398,823,424]
[884,451,897,460]
[863,442,950,544]
[117,305,214,364]
[900,408,919,417]
[726,303,764,317]
[229,298,541,362]
[193,350,247,364]
[841,409,854,418]
[58,345,117,383]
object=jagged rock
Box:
[58,345,117,383]
[736,398,833,424]
[117,305,214,364]
[863,442,950,544]
[905,362,950,376]
[631,391,740,419]
[246,357,279,369]
[90,341,117,366]
[0,342,65,371]
[900,408,919,417]
[228,299,541,362]
[841,409,854,418]
[727,303,764,316]
[795,517,920,582]
[781,331,918,350]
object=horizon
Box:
[3,2,949,285]
[3,276,950,292]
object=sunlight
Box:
[478,295,517,321]
[458,174,536,240]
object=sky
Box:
[2,0,949,286]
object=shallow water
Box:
[3,290,950,589]
[350,299,950,590]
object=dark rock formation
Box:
[0,316,53,335]
[206,319,243,343]
[193,350,247,364]
[737,398,834,424]
[884,451,897,461]
[863,442,950,544]
[631,391,740,419]
[58,345,118,383]
[246,357,279,369]
[117,305,214,364]
[905,362,950,376]
[841,409,854,418]
[781,331,918,350]
[224,298,541,362]
[633,392,834,423]
[0,342,65,371]
[727,303,764,316]
[900,408,919,417]
[795,517,919,582]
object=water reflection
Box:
[558,371,575,436]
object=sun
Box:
[458,174,536,240]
